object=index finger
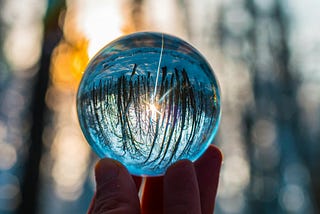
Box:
[194,145,222,214]
[164,160,201,214]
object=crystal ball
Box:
[77,32,221,176]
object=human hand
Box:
[87,145,222,214]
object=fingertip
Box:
[200,144,223,165]
[165,160,196,189]
[166,159,194,176]
[94,158,124,186]
[92,158,140,214]
[195,145,223,214]
[164,159,201,214]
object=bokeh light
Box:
[0,0,320,213]
[1,0,46,74]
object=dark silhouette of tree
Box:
[18,1,65,213]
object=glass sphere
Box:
[77,32,221,176]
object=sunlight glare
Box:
[77,0,124,58]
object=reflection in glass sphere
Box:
[77,32,221,176]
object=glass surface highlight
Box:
[77,32,221,176]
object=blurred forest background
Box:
[0,0,319,213]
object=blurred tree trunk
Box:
[18,1,65,213]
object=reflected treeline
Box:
[78,65,218,175]
[0,0,319,214]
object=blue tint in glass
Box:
[77,32,221,176]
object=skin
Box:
[88,145,222,214]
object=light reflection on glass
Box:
[0,0,319,213]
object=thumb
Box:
[92,158,140,214]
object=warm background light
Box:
[0,0,320,213]
[42,0,132,208]
[1,0,46,73]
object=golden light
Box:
[142,100,162,121]
[50,0,129,92]
[50,40,88,91]
[149,104,159,114]
[148,103,161,121]
[77,0,124,58]
[47,0,132,202]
